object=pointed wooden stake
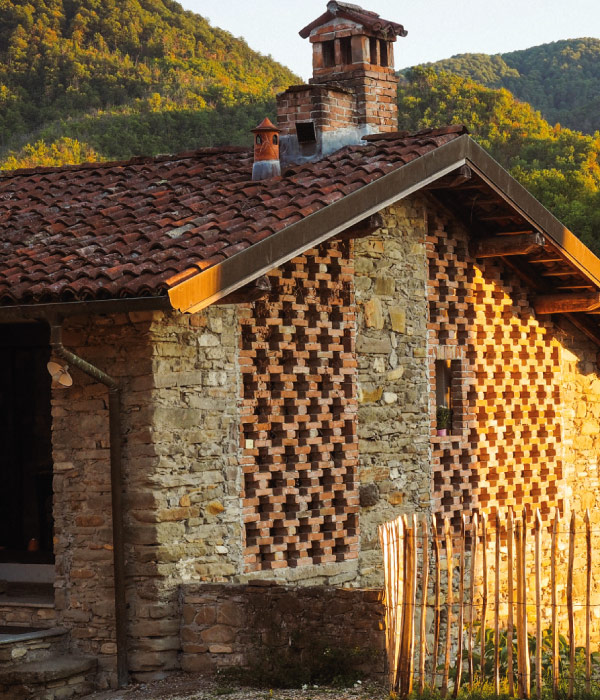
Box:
[442,517,453,698]
[494,512,501,696]
[585,509,592,695]
[534,509,542,700]
[481,513,488,683]
[507,508,515,697]
[419,516,429,695]
[568,511,576,700]
[551,510,559,700]
[432,514,442,689]
[454,514,466,697]
[468,512,478,690]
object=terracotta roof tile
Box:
[0,126,468,306]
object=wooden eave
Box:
[168,135,600,348]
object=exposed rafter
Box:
[534,292,600,315]
[470,233,545,259]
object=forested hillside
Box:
[1,2,600,253]
[399,68,600,253]
[420,38,600,133]
[0,0,297,164]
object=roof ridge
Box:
[0,146,251,179]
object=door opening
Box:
[0,323,53,565]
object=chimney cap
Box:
[252,117,281,134]
[300,2,407,40]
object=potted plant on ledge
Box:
[436,405,452,437]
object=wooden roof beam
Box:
[534,292,600,315]
[470,232,545,259]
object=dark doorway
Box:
[0,323,53,564]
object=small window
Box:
[322,40,335,68]
[379,40,389,67]
[273,134,278,145]
[369,37,378,65]
[296,121,316,144]
[340,36,352,65]
[435,359,453,434]
[255,135,263,145]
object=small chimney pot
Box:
[252,117,281,181]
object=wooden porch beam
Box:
[470,232,545,259]
[534,292,600,315]
[425,165,472,190]
[338,213,385,240]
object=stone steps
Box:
[0,627,98,699]
[0,655,97,699]
[0,627,68,666]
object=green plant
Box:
[450,624,600,691]
[436,405,452,431]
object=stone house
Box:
[2,1,600,696]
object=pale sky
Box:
[181,0,600,81]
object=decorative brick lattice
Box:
[427,210,564,529]
[240,241,359,572]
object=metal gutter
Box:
[50,322,129,688]
[0,295,171,323]
[169,135,471,314]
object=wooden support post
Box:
[507,508,515,697]
[470,232,545,258]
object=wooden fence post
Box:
[432,514,442,689]
[534,509,542,700]
[585,508,592,695]
[468,512,478,690]
[494,512,501,696]
[454,514,466,697]
[441,517,453,698]
[507,507,515,697]
[481,513,488,683]
[568,511,576,700]
[419,516,429,695]
[551,509,559,700]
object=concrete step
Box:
[0,655,97,700]
[0,627,68,667]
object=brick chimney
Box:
[277,1,406,166]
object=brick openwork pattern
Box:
[240,241,359,572]
[427,209,564,529]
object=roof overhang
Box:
[168,133,600,350]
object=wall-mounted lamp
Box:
[47,360,73,387]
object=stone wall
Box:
[52,312,155,687]
[354,198,432,586]
[52,307,242,685]
[180,582,385,681]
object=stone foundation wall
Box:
[180,582,385,681]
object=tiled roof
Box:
[0,125,466,307]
